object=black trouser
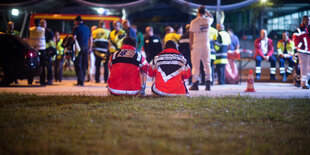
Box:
[74,50,88,85]
[211,59,215,83]
[95,55,109,83]
[54,58,64,82]
[200,61,205,83]
[39,50,53,84]
[216,64,226,85]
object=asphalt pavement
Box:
[1,79,309,98]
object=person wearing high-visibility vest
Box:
[92,20,110,83]
[109,21,126,54]
[209,26,218,85]
[277,32,295,82]
[214,24,231,85]
[40,19,55,85]
[254,29,277,81]
[54,31,65,82]
[164,26,181,45]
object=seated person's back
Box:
[148,40,191,96]
[108,37,148,96]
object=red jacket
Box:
[254,38,274,58]
[293,25,310,54]
[148,48,191,96]
[108,45,149,96]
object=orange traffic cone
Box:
[245,69,256,92]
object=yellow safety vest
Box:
[277,39,295,56]
[209,27,218,60]
[214,30,231,65]
[164,33,181,45]
[93,28,110,59]
[56,39,64,60]
[109,29,126,53]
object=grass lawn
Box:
[0,93,309,154]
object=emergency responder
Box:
[143,26,162,63]
[132,25,144,53]
[109,21,126,54]
[189,5,214,91]
[73,15,92,86]
[6,21,20,36]
[107,37,149,96]
[164,26,181,45]
[277,32,295,82]
[209,26,218,85]
[293,16,310,89]
[29,19,45,85]
[54,31,64,82]
[40,19,55,85]
[254,29,277,80]
[92,20,110,83]
[179,24,192,85]
[214,24,231,85]
[122,20,137,40]
[148,40,191,96]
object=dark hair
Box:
[164,40,178,50]
[75,15,82,21]
[123,37,136,47]
[198,5,206,15]
[34,19,41,26]
[99,20,105,27]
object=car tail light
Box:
[27,51,36,58]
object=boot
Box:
[282,73,287,82]
[270,75,277,80]
[302,85,309,89]
[189,81,199,90]
[205,80,211,91]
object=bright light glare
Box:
[97,8,105,14]
[261,0,267,3]
[11,8,19,16]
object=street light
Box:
[11,8,19,16]
[97,8,105,15]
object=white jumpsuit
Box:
[189,16,214,83]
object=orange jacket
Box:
[148,48,191,96]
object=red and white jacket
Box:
[293,26,310,55]
[148,48,191,96]
[254,37,274,58]
[108,45,149,96]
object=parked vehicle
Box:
[0,32,41,86]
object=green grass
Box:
[0,93,310,154]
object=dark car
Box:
[0,32,41,86]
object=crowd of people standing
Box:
[5,5,309,96]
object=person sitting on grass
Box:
[148,40,191,96]
[107,37,149,96]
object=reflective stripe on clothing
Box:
[256,67,261,74]
[152,84,188,97]
[108,87,140,96]
[270,67,276,75]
